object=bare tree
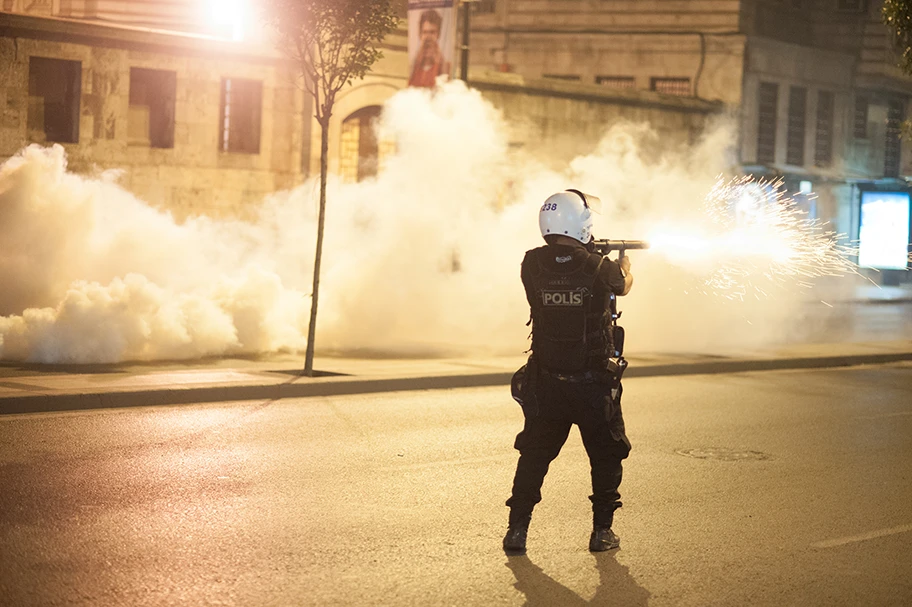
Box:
[263,0,399,376]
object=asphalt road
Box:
[1,363,911,606]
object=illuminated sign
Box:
[858,191,911,270]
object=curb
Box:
[840,298,912,306]
[3,351,912,415]
[622,351,912,377]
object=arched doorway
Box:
[339,105,384,183]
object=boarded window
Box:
[853,96,868,139]
[757,82,778,164]
[884,99,903,178]
[28,56,81,144]
[596,76,636,89]
[650,77,691,96]
[786,86,807,166]
[129,68,176,148]
[815,90,834,167]
[219,78,262,154]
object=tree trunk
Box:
[304,117,330,376]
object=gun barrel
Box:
[593,239,650,252]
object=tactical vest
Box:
[525,247,612,373]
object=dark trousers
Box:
[506,373,631,528]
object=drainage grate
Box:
[675,448,772,461]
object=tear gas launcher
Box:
[592,239,650,258]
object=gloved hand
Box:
[619,255,631,275]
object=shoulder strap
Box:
[528,247,545,277]
[581,253,604,284]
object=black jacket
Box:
[521,243,627,372]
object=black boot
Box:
[589,526,620,552]
[503,525,528,555]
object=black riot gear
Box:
[524,246,613,372]
[505,231,633,554]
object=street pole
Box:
[460,0,473,81]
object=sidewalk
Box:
[2,340,911,415]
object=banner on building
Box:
[407,0,455,88]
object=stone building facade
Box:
[0,12,306,219]
[0,5,411,220]
[1,1,722,221]
[469,70,721,165]
[467,0,912,256]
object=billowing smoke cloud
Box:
[0,81,866,364]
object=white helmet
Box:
[538,189,600,244]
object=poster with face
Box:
[407,0,455,88]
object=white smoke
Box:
[0,145,311,363]
[0,80,859,364]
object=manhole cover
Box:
[675,448,772,461]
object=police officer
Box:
[504,189,633,555]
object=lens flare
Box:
[206,0,247,41]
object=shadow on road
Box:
[505,551,651,606]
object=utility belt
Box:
[540,368,602,384]
[512,356,628,419]
[540,358,626,385]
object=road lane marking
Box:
[811,523,912,549]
